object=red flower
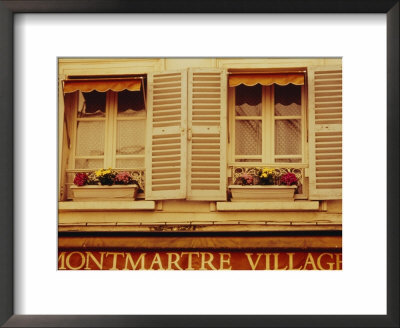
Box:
[74,173,88,186]
[281,172,298,186]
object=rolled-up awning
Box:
[229,73,304,87]
[63,78,142,94]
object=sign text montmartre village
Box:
[59,251,342,270]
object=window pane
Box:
[75,159,104,169]
[76,121,105,156]
[275,120,301,155]
[116,120,145,155]
[79,91,106,118]
[275,158,301,163]
[117,90,146,117]
[116,158,144,168]
[274,84,301,116]
[235,84,262,116]
[235,120,262,155]
[236,158,262,163]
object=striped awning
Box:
[63,78,142,93]
[229,73,304,87]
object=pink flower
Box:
[114,172,134,185]
[241,173,254,185]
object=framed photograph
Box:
[1,1,398,327]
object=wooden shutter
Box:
[145,71,187,200]
[308,66,342,200]
[187,68,227,201]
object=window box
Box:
[70,184,138,201]
[229,185,297,202]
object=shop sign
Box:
[58,251,342,270]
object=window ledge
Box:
[216,201,319,212]
[59,200,155,212]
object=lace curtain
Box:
[234,84,302,161]
[235,85,262,157]
[274,84,301,157]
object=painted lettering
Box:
[245,253,263,270]
[167,253,183,270]
[317,253,334,270]
[57,251,343,270]
[219,253,232,270]
[181,252,199,270]
[84,252,105,270]
[303,253,317,270]
[105,252,125,270]
[287,253,302,270]
[66,252,85,270]
[265,253,272,270]
[124,253,146,270]
[149,253,164,270]
[200,252,217,270]
[273,253,288,270]
[58,252,66,270]
[335,253,342,270]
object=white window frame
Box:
[70,89,146,171]
[228,84,307,166]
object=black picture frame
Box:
[1,1,398,327]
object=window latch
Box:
[187,128,192,141]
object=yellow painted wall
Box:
[59,57,342,75]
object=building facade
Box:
[58,58,342,270]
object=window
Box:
[71,79,146,171]
[60,76,147,200]
[230,79,306,165]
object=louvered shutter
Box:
[145,71,187,200]
[308,66,342,200]
[187,68,227,201]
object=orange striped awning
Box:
[63,78,142,94]
[229,73,304,87]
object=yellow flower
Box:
[261,167,275,177]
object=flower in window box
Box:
[280,172,298,186]
[95,168,117,186]
[235,172,256,185]
[258,168,276,185]
[73,172,88,186]
[114,172,135,185]
[86,171,99,185]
